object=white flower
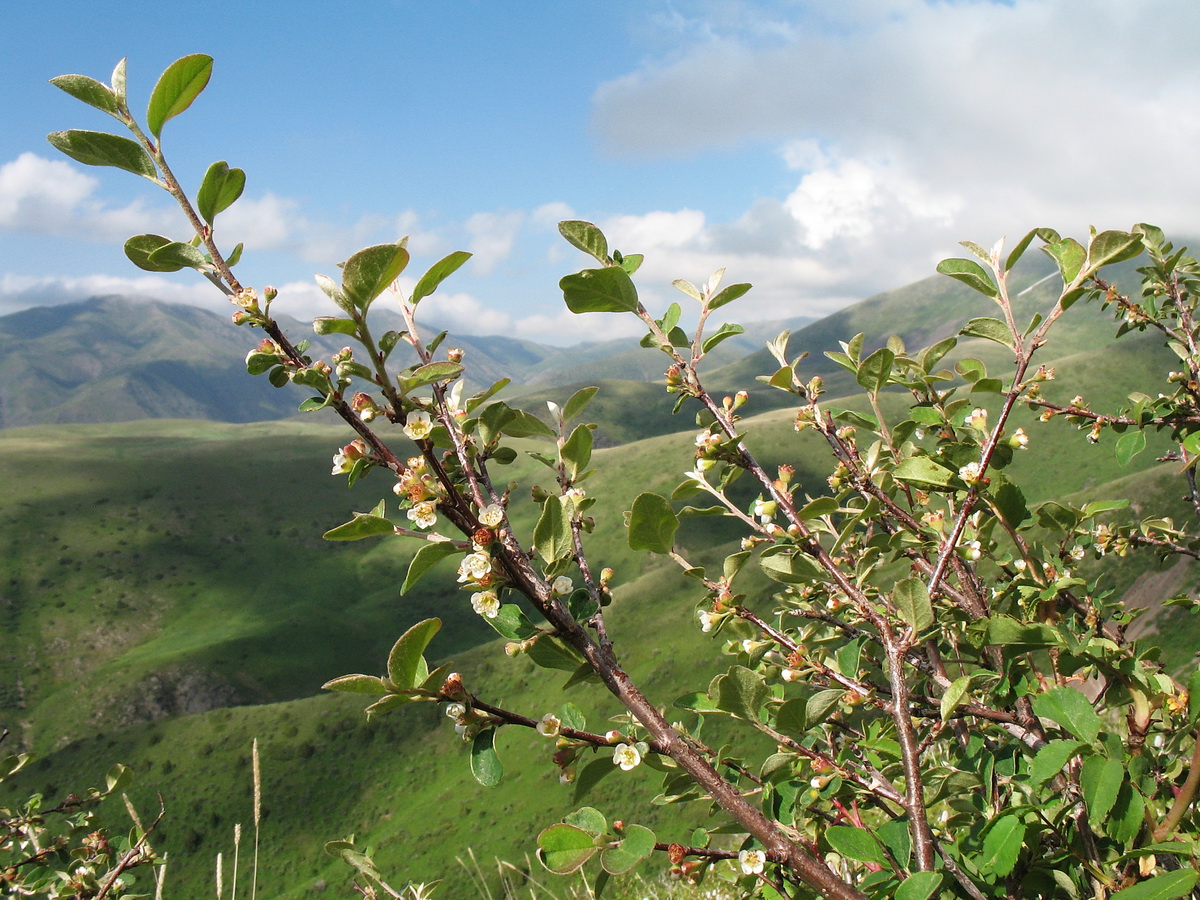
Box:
[966,407,988,431]
[613,743,641,771]
[551,575,574,597]
[478,503,504,527]
[331,450,352,475]
[445,703,466,720]
[961,540,982,561]
[958,461,982,484]
[752,498,777,523]
[738,849,766,875]
[537,714,562,737]
[471,590,500,618]
[781,668,799,682]
[407,500,438,530]
[457,552,492,583]
[698,610,717,633]
[1012,427,1030,449]
[403,410,433,440]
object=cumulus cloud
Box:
[581,0,1200,320]
[464,210,525,275]
[0,272,227,318]
[0,153,182,240]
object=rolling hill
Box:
[2,253,1199,896]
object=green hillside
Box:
[4,256,1199,897]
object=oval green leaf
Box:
[47,130,157,180]
[627,492,679,555]
[147,54,213,137]
[124,234,184,272]
[385,617,442,690]
[537,823,598,875]
[560,267,639,314]
[196,160,246,225]
[342,242,410,310]
[471,727,503,787]
[49,74,119,115]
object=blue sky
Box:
[4,0,1198,344]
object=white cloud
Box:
[464,210,525,275]
[0,152,182,240]
[580,0,1200,321]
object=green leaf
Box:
[148,241,209,271]
[386,618,441,690]
[528,636,586,672]
[856,347,895,393]
[322,674,387,694]
[707,282,751,311]
[146,54,213,137]
[627,492,678,554]
[325,840,384,881]
[560,267,640,314]
[960,317,1016,351]
[562,424,594,481]
[47,130,157,180]
[1111,871,1198,900]
[534,497,573,564]
[401,541,460,594]
[894,577,934,633]
[558,220,609,264]
[712,666,767,721]
[565,807,608,836]
[482,604,538,641]
[1028,740,1086,786]
[342,243,410,310]
[573,759,616,804]
[825,826,886,866]
[49,74,119,115]
[1033,686,1101,743]
[979,814,1025,876]
[893,456,956,488]
[940,675,972,721]
[980,615,1063,650]
[1116,430,1147,467]
[701,322,745,354]
[1108,781,1145,844]
[1005,229,1041,271]
[538,823,598,875]
[403,361,465,390]
[758,545,823,584]
[563,386,600,422]
[1088,230,1144,271]
[313,317,359,336]
[196,161,246,225]
[1044,238,1087,284]
[601,824,656,875]
[1189,667,1200,725]
[1080,755,1123,825]
[124,234,185,272]
[323,512,395,541]
[501,409,556,439]
[411,251,472,304]
[806,689,844,726]
[471,728,503,787]
[105,763,133,793]
[936,257,999,298]
[895,872,942,900]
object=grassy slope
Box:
[3,257,1197,896]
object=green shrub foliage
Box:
[43,55,1200,900]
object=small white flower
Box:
[781,668,800,683]
[331,451,352,475]
[478,503,504,527]
[613,743,641,771]
[551,575,574,597]
[1012,427,1030,449]
[966,407,988,431]
[407,500,438,530]
[457,551,492,583]
[445,703,466,720]
[738,849,766,875]
[403,410,433,441]
[958,461,982,484]
[752,498,777,523]
[471,590,500,618]
[1014,559,1027,571]
[698,610,717,633]
[537,714,562,737]
[961,540,982,561]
